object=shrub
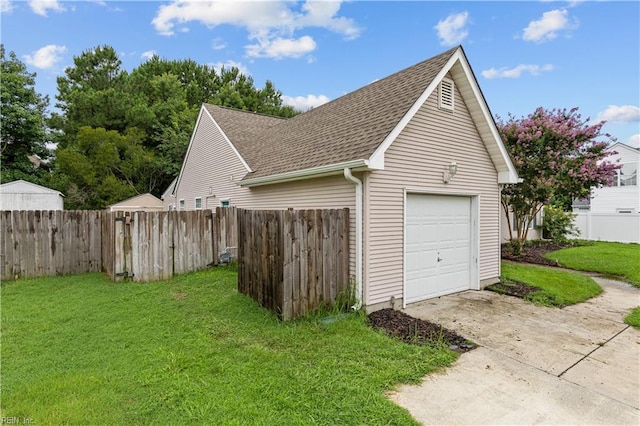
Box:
[542,205,578,241]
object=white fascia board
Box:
[201,108,252,173]
[368,48,463,169]
[455,54,519,184]
[240,159,369,187]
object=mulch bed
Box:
[495,240,588,299]
[501,240,585,266]
[368,308,476,353]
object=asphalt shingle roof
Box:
[204,46,458,180]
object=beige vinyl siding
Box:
[175,110,249,211]
[500,207,543,242]
[108,194,163,212]
[365,80,501,306]
[175,110,357,277]
[235,176,357,276]
[161,179,177,211]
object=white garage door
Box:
[405,194,472,304]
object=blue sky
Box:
[2,0,639,147]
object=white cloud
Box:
[23,44,66,69]
[523,9,577,43]
[211,38,226,51]
[1,0,13,13]
[627,135,640,148]
[481,63,554,79]
[209,60,250,76]
[282,94,330,111]
[141,50,157,60]
[297,0,360,40]
[152,0,360,59]
[434,11,469,46]
[28,0,65,16]
[597,105,640,123]
[246,35,316,59]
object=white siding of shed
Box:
[0,180,64,211]
[365,81,501,306]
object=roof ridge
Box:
[204,46,462,180]
[203,103,288,120]
[285,46,460,122]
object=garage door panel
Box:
[405,194,472,304]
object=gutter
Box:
[240,160,369,187]
[343,168,363,310]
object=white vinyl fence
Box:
[572,212,640,243]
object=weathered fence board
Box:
[107,210,214,282]
[237,208,350,320]
[1,210,102,281]
[3,207,350,314]
[214,207,238,264]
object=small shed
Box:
[106,193,163,212]
[0,180,64,211]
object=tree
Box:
[498,107,619,252]
[55,126,158,209]
[51,45,133,140]
[0,45,50,184]
[50,45,298,208]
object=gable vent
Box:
[439,78,454,111]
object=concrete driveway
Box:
[389,276,640,425]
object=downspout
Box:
[344,168,363,310]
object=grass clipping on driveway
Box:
[495,263,602,307]
[1,269,456,425]
[544,241,640,287]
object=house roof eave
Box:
[239,159,370,187]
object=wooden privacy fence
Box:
[2,208,349,320]
[237,208,350,320]
[2,209,238,282]
[1,210,102,281]
[104,209,232,282]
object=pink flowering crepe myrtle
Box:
[497,107,620,247]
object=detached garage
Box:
[170,46,518,311]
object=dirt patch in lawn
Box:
[501,240,585,266]
[368,309,476,353]
[487,279,541,298]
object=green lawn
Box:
[545,241,640,287]
[1,269,455,425]
[500,263,602,307]
[625,307,640,328]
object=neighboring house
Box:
[500,207,543,243]
[500,208,544,242]
[106,193,163,212]
[161,178,177,211]
[572,142,640,243]
[171,46,519,311]
[0,180,64,211]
